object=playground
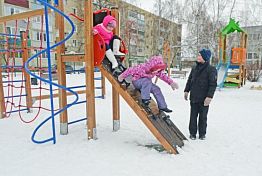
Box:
[0,0,262,175]
[1,75,262,176]
[0,0,186,154]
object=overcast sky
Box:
[124,0,155,12]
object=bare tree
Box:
[162,0,183,23]
[122,19,138,67]
[247,60,262,82]
[122,0,138,6]
[152,0,165,54]
[93,0,111,9]
[181,0,210,56]
[233,0,262,26]
[175,0,240,64]
[75,1,85,53]
[153,0,163,17]
[229,0,236,19]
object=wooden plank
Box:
[128,88,180,148]
[33,90,86,101]
[111,9,120,130]
[0,58,6,119]
[164,118,187,141]
[0,9,50,23]
[61,54,85,62]
[21,32,32,112]
[101,74,106,98]
[112,87,120,130]
[56,0,68,131]
[99,65,177,154]
[129,88,185,148]
[84,0,96,139]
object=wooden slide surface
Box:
[99,63,187,154]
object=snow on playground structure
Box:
[0,0,186,154]
[217,18,247,88]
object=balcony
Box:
[4,0,29,8]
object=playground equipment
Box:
[217,18,247,88]
[0,0,105,139]
[0,0,186,154]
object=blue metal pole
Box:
[0,33,21,37]
[3,80,26,83]
[4,94,27,99]
[68,118,87,125]
[54,0,58,6]
[25,0,76,144]
[44,0,56,144]
[5,108,28,114]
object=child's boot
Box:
[113,39,125,56]
[142,99,150,107]
[112,66,122,77]
[159,107,173,113]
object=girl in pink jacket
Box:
[93,15,124,74]
[118,56,179,113]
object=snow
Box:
[1,72,262,176]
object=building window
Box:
[73,8,77,15]
[140,14,145,21]
[249,34,253,40]
[36,32,40,41]
[43,33,46,41]
[128,10,138,19]
[73,40,77,47]
[42,52,47,58]
[35,16,41,23]
[7,27,11,34]
[248,53,252,59]
[10,8,14,15]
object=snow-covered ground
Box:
[1,72,262,176]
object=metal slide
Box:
[217,62,230,88]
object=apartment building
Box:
[0,0,55,67]
[243,25,262,64]
[1,0,182,67]
[117,0,182,66]
[62,0,182,66]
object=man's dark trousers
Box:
[189,102,209,136]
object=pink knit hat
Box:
[150,63,167,72]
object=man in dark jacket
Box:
[184,48,217,140]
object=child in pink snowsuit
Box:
[93,15,124,74]
[118,56,179,113]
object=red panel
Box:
[93,34,106,66]
[231,48,246,64]
[4,0,29,8]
